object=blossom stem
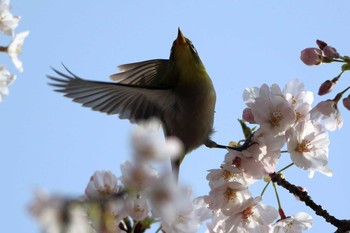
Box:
[278,163,294,173]
[261,164,294,197]
[272,182,283,214]
[339,86,350,96]
[333,86,350,103]
[155,226,162,233]
[260,180,271,197]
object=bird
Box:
[48,28,216,178]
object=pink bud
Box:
[242,108,256,123]
[323,45,339,59]
[316,39,327,50]
[318,80,334,95]
[343,95,350,111]
[300,48,323,66]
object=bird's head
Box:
[169,28,203,68]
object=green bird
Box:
[49,29,216,177]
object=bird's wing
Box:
[48,66,175,123]
[110,59,169,87]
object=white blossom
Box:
[250,84,296,135]
[241,129,285,174]
[0,65,16,102]
[283,80,313,107]
[205,210,227,233]
[125,195,149,221]
[0,0,20,36]
[270,212,312,233]
[7,30,29,72]
[310,100,343,131]
[120,160,158,191]
[85,170,119,199]
[160,201,201,233]
[224,196,278,233]
[283,79,313,122]
[243,86,260,107]
[204,179,249,216]
[286,120,332,178]
[132,118,183,162]
[28,190,93,233]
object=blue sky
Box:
[1,1,350,232]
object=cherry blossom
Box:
[7,30,29,72]
[0,0,20,36]
[286,120,332,178]
[85,170,119,199]
[250,84,296,135]
[271,212,312,233]
[224,197,278,233]
[132,118,183,162]
[310,99,343,131]
[0,65,16,102]
[29,190,93,233]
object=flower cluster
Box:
[30,119,212,233]
[204,79,339,232]
[0,0,29,103]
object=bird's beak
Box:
[176,28,187,45]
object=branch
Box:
[269,172,350,233]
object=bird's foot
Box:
[205,134,256,152]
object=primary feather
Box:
[48,64,176,123]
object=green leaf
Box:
[238,119,253,139]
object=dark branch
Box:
[270,172,350,233]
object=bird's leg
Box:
[205,133,256,152]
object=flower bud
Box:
[316,39,327,50]
[242,107,256,123]
[343,95,350,111]
[300,48,323,65]
[323,45,339,59]
[318,80,334,95]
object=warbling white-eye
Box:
[49,29,217,177]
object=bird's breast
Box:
[163,79,216,153]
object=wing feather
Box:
[48,66,175,123]
[110,59,169,87]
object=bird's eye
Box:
[189,43,197,54]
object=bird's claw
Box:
[206,133,256,152]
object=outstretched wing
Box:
[110,59,169,87]
[48,65,175,123]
